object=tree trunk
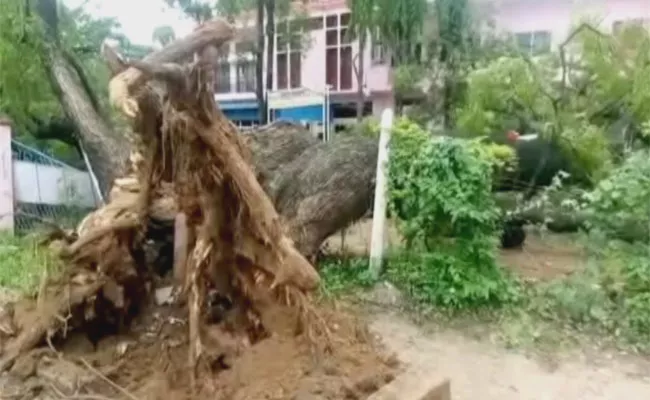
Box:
[34,0,126,195]
[256,0,266,124]
[46,48,127,196]
[245,124,378,256]
[355,34,366,122]
[265,0,275,97]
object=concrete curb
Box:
[368,368,451,400]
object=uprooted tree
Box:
[0,19,333,382]
[19,0,377,259]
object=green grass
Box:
[318,256,377,299]
[319,237,650,356]
[0,233,57,294]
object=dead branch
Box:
[100,41,127,77]
[109,18,235,117]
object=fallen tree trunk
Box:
[495,191,648,242]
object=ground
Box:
[2,222,649,399]
[368,310,650,400]
[326,219,650,399]
[325,218,585,281]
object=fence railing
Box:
[9,139,101,232]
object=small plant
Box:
[319,257,377,298]
[582,149,650,242]
[386,118,519,309]
[0,233,57,293]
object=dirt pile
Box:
[0,20,397,399]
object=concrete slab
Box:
[368,368,450,400]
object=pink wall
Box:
[0,120,14,232]
[489,0,650,46]
[298,8,393,96]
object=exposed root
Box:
[0,20,383,398]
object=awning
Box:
[218,100,259,111]
[217,100,259,122]
[275,104,324,122]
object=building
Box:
[214,0,393,135]
[215,0,650,132]
[480,0,650,54]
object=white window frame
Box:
[274,20,304,91]
[371,28,387,65]
[514,30,552,55]
[324,12,353,91]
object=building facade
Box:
[482,0,650,54]
[214,0,393,134]
[214,0,650,131]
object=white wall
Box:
[13,161,99,208]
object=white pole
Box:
[78,140,105,206]
[321,88,326,141]
[369,108,393,278]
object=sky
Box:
[62,0,198,45]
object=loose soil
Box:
[1,300,398,400]
[369,311,650,400]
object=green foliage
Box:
[0,0,138,162]
[533,239,650,350]
[0,234,58,294]
[341,116,380,139]
[0,0,60,132]
[386,118,519,308]
[454,23,650,183]
[319,257,376,298]
[152,25,177,46]
[582,150,650,242]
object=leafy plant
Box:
[386,118,519,308]
[582,149,650,242]
[319,257,376,298]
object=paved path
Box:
[370,312,650,400]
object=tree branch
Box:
[109,19,235,116]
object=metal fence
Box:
[11,140,101,233]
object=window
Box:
[514,31,552,55]
[275,21,302,90]
[371,29,387,64]
[234,40,256,93]
[236,60,256,92]
[325,12,353,91]
[214,54,231,94]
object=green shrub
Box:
[582,149,650,242]
[386,118,519,309]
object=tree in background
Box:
[152,25,177,46]
[0,0,144,170]
[346,0,373,121]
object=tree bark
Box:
[256,0,266,124]
[33,0,125,195]
[355,34,366,121]
[265,0,275,97]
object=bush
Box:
[386,118,519,308]
[582,149,650,242]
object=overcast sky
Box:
[62,0,198,45]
